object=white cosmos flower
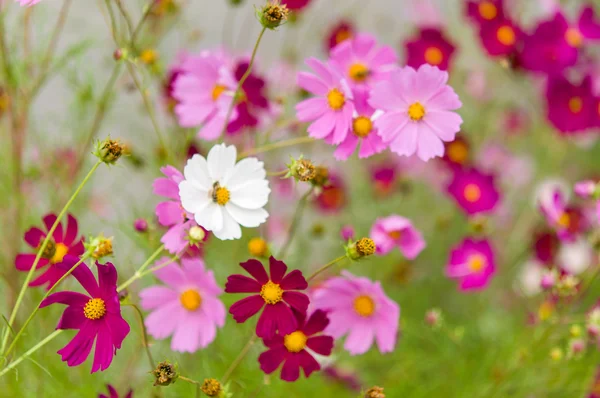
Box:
[178,143,270,240]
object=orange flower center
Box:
[468,254,486,272]
[497,25,516,46]
[348,63,370,82]
[387,230,402,240]
[568,97,583,114]
[353,295,375,317]
[463,184,482,203]
[447,141,468,164]
[478,1,497,20]
[352,116,372,138]
[565,28,583,48]
[51,243,69,264]
[180,289,202,311]
[335,29,352,45]
[284,331,307,352]
[83,298,107,320]
[260,280,283,304]
[327,88,345,110]
[557,213,570,228]
[408,102,426,121]
[424,47,444,66]
[211,84,227,101]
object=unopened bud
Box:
[286,156,316,182]
[134,218,148,232]
[188,226,206,243]
[201,378,222,397]
[425,308,443,329]
[248,237,269,258]
[94,137,124,165]
[346,237,376,261]
[151,361,179,386]
[364,386,385,398]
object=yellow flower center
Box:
[260,280,283,305]
[211,84,227,101]
[353,295,375,317]
[248,237,268,257]
[356,237,376,256]
[180,289,202,311]
[284,331,307,353]
[463,183,482,203]
[212,184,230,206]
[140,49,158,65]
[538,300,554,321]
[408,102,426,121]
[387,230,402,240]
[335,29,352,45]
[327,88,345,110]
[565,28,583,48]
[352,116,373,138]
[348,63,370,82]
[557,212,570,228]
[478,1,497,20]
[83,298,107,320]
[496,25,516,46]
[468,254,486,272]
[568,97,583,114]
[51,243,69,264]
[424,47,444,66]
[447,141,468,164]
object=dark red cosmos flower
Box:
[226,60,270,135]
[404,28,456,71]
[479,17,523,57]
[40,256,130,373]
[441,135,471,170]
[98,384,132,398]
[15,213,85,290]
[259,310,334,382]
[532,229,559,265]
[326,20,355,53]
[225,256,309,339]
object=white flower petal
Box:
[183,154,212,190]
[193,202,223,232]
[222,157,266,189]
[207,143,237,182]
[229,180,271,210]
[213,210,242,240]
[179,181,209,213]
[225,204,268,228]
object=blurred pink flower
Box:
[446,238,496,291]
[447,168,500,215]
[539,189,576,242]
[545,75,596,134]
[404,28,456,71]
[16,0,41,5]
[370,215,426,259]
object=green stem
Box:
[0,330,62,378]
[125,304,154,370]
[220,26,267,135]
[222,334,257,383]
[179,375,202,385]
[277,188,313,259]
[307,256,347,283]
[0,160,102,356]
[116,245,166,292]
[238,136,315,158]
[135,255,179,281]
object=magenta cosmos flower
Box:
[333,90,386,160]
[40,256,130,373]
[447,168,500,215]
[370,215,426,260]
[539,189,577,242]
[314,173,347,213]
[98,385,132,398]
[545,75,596,134]
[259,310,334,382]
[446,238,496,291]
[225,257,309,339]
[329,33,398,90]
[478,17,522,57]
[326,21,355,53]
[16,213,85,290]
[281,0,312,11]
[312,271,399,355]
[404,28,456,71]
[140,256,225,352]
[370,64,462,161]
[173,51,237,141]
[296,58,355,145]
[466,0,505,26]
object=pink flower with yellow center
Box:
[404,28,456,71]
[370,215,426,260]
[446,238,496,291]
[447,168,500,216]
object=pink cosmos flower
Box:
[16,0,41,5]
[446,238,496,291]
[370,215,426,259]
[539,189,576,241]
[404,28,456,71]
[447,168,500,215]
[98,385,132,398]
[296,58,354,145]
[312,271,400,355]
[545,75,596,134]
[576,181,600,224]
[225,257,309,339]
[329,33,398,89]
[140,256,225,353]
[333,90,386,160]
[370,161,399,196]
[258,310,334,382]
[163,51,189,112]
[15,213,85,290]
[40,256,130,373]
[173,51,237,141]
[370,64,463,161]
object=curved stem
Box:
[125,304,154,370]
[222,334,257,383]
[135,255,179,281]
[179,375,202,385]
[277,188,313,259]
[238,136,315,158]
[0,330,62,378]
[307,256,346,283]
[116,244,166,292]
[0,160,102,356]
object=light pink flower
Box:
[140,256,225,353]
[296,58,355,145]
[312,271,399,355]
[173,51,237,141]
[370,64,462,161]
[539,189,575,242]
[17,0,41,5]
[370,215,426,259]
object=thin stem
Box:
[116,245,166,292]
[131,2,154,44]
[113,0,134,39]
[238,136,315,158]
[0,330,62,378]
[125,304,154,369]
[179,375,202,385]
[222,334,257,383]
[135,255,179,280]
[266,169,287,177]
[278,188,313,259]
[0,160,103,356]
[307,256,347,283]
[220,26,267,135]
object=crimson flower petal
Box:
[229,295,264,323]
[269,256,287,283]
[302,309,330,336]
[282,291,309,314]
[24,227,45,248]
[240,259,269,284]
[225,274,262,293]
[298,349,320,378]
[279,269,308,290]
[258,346,288,374]
[280,353,301,382]
[63,214,79,245]
[306,335,334,356]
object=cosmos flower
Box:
[370,161,398,196]
[545,75,596,134]
[441,135,471,169]
[140,256,225,352]
[312,271,400,355]
[575,180,600,223]
[258,310,334,382]
[539,189,579,242]
[178,143,270,240]
[447,168,500,215]
[326,21,355,53]
[370,215,426,259]
[477,17,523,58]
[404,28,456,71]
[333,90,386,160]
[225,257,309,339]
[445,238,496,291]
[532,229,560,265]
[40,256,130,373]
[329,33,398,89]
[15,213,85,290]
[163,51,189,112]
[370,64,463,161]
[296,58,355,145]
[98,385,132,398]
[281,0,312,11]
[16,0,42,5]
[466,0,505,26]
[173,51,237,141]
[314,173,347,213]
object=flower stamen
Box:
[353,116,373,138]
[327,88,345,111]
[353,295,375,317]
[284,331,307,352]
[408,102,426,121]
[260,280,283,304]
[180,289,202,311]
[83,298,107,320]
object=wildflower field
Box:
[1,0,600,397]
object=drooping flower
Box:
[447,168,500,215]
[326,21,355,53]
[173,51,237,141]
[98,385,132,398]
[15,213,85,290]
[370,215,426,260]
[178,143,270,240]
[312,271,399,355]
[225,256,309,339]
[404,28,456,71]
[296,58,355,145]
[545,75,596,134]
[40,256,130,373]
[329,33,398,89]
[445,238,496,291]
[333,90,387,160]
[258,310,334,382]
[370,64,463,161]
[140,256,225,352]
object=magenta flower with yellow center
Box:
[446,238,496,291]
[447,168,500,216]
